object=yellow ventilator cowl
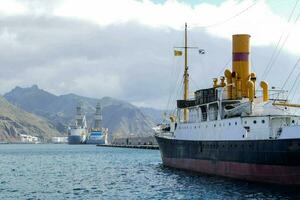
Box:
[220,76,226,87]
[224,69,232,99]
[260,81,269,102]
[231,72,237,99]
[213,78,218,88]
[170,115,176,122]
[247,80,254,102]
[250,72,256,97]
[232,34,251,98]
[237,78,242,99]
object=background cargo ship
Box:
[68,103,88,144]
[154,23,300,185]
[86,103,109,145]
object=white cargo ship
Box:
[68,103,88,144]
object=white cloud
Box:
[1,0,298,54]
[50,0,300,55]
[0,0,299,108]
[0,0,27,15]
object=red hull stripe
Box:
[163,157,300,185]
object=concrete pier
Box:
[96,144,159,150]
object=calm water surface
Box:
[0,144,299,200]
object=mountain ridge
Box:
[4,85,155,138]
[0,95,61,142]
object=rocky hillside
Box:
[0,95,61,142]
[4,85,155,138]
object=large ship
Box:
[86,103,109,145]
[154,23,300,185]
[68,103,88,144]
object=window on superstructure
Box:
[200,106,207,122]
[262,120,265,124]
[229,122,231,126]
[253,120,257,124]
[235,122,237,125]
[292,120,295,124]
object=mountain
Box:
[4,85,155,138]
[0,95,61,142]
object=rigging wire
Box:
[166,64,182,113]
[164,28,185,114]
[217,57,231,77]
[274,57,300,101]
[190,0,258,28]
[170,76,184,115]
[261,0,300,80]
[285,58,300,101]
[190,76,200,91]
[165,55,179,112]
[291,73,300,101]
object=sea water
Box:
[0,144,299,200]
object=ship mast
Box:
[183,23,189,122]
[174,23,204,122]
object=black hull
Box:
[155,135,300,185]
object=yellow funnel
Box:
[232,34,251,98]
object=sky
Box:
[0,0,300,109]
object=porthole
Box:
[262,120,265,124]
[253,120,257,124]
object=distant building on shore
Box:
[20,134,39,143]
[51,137,68,144]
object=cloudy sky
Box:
[0,0,300,109]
